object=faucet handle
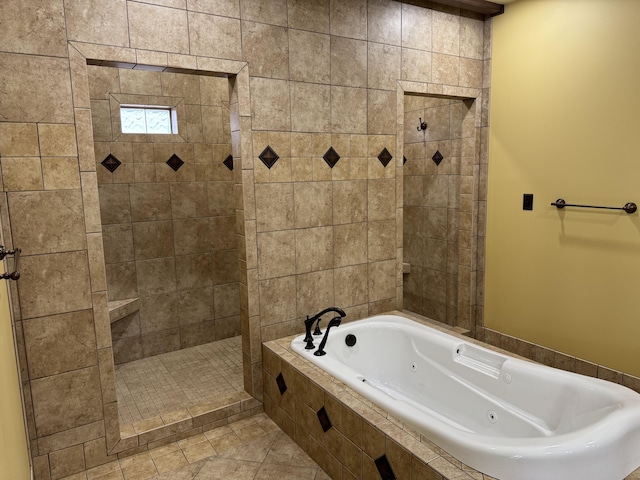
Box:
[304,337,315,350]
[313,320,322,336]
[303,315,313,343]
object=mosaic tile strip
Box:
[115,337,244,427]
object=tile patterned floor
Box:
[116,337,243,426]
[62,413,331,480]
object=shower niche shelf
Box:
[108,298,140,324]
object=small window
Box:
[120,105,178,134]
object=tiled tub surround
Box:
[263,322,498,480]
[90,66,241,362]
[403,95,478,328]
[264,311,640,480]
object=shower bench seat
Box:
[108,298,139,324]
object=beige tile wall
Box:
[88,66,240,363]
[0,1,490,478]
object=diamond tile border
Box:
[276,372,287,395]
[316,406,332,432]
[374,454,396,480]
[223,154,234,171]
[101,153,121,173]
[259,145,279,169]
[378,147,393,167]
[432,150,444,166]
[166,153,185,171]
[323,147,340,169]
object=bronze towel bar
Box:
[551,198,637,214]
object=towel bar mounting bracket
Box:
[0,245,21,281]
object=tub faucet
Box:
[304,307,346,349]
[314,316,342,356]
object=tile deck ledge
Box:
[400,309,472,337]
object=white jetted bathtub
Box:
[291,314,640,480]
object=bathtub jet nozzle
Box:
[314,316,342,356]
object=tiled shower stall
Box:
[89,66,241,363]
[403,95,479,330]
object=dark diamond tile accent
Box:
[166,154,184,171]
[378,147,393,167]
[316,406,332,432]
[276,372,287,395]
[223,154,234,171]
[259,145,279,169]
[403,155,407,165]
[101,154,121,173]
[432,150,444,166]
[374,455,396,480]
[323,147,340,168]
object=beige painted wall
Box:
[487,0,640,376]
[0,266,30,479]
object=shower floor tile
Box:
[116,336,243,426]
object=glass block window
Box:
[120,106,177,134]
